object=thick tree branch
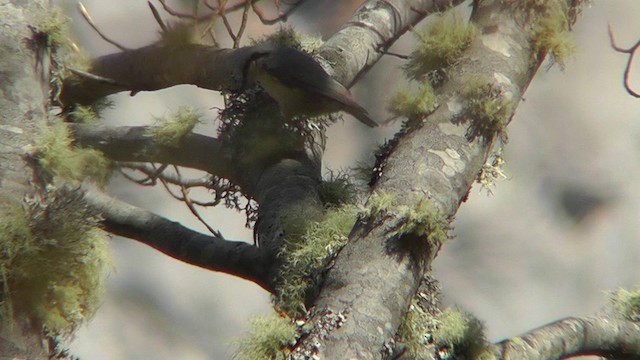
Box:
[493,316,640,359]
[303,0,547,357]
[69,123,240,183]
[84,187,272,290]
[60,43,271,106]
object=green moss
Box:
[32,7,72,51]
[388,198,448,246]
[67,105,98,124]
[518,0,581,69]
[359,191,398,220]
[234,314,298,360]
[318,174,357,207]
[434,309,495,359]
[275,205,358,316]
[458,75,511,144]
[610,287,640,321]
[0,188,110,339]
[387,82,438,121]
[404,11,476,82]
[35,122,111,187]
[398,298,437,356]
[146,106,201,147]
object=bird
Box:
[245,46,378,127]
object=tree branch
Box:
[302,0,546,357]
[83,187,272,290]
[69,123,240,184]
[493,316,640,359]
[60,43,271,106]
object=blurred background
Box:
[57,1,640,358]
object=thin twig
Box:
[252,0,306,25]
[174,166,224,238]
[77,2,130,51]
[120,162,211,188]
[234,1,252,48]
[148,1,169,33]
[158,0,213,21]
[608,23,640,98]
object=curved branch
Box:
[69,123,238,182]
[493,316,640,359]
[84,187,272,290]
[608,24,640,98]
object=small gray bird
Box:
[246,47,378,127]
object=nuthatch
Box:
[246,47,378,127]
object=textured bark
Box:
[304,0,541,358]
[0,0,54,357]
[493,316,640,359]
[60,43,272,106]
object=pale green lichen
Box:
[35,122,111,187]
[359,191,398,220]
[610,287,640,322]
[146,106,201,147]
[458,75,511,144]
[433,308,495,359]
[234,313,298,360]
[388,198,448,246]
[387,82,438,121]
[517,0,587,69]
[404,11,477,82]
[0,188,110,339]
[275,205,358,316]
[397,297,438,357]
[477,148,507,195]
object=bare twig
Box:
[252,0,306,25]
[234,1,252,48]
[148,1,169,33]
[158,0,214,21]
[77,2,130,51]
[174,166,225,238]
[608,23,640,98]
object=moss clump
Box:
[32,7,72,51]
[433,309,495,359]
[146,106,201,147]
[359,191,398,220]
[517,0,581,69]
[234,314,298,360]
[318,174,357,207]
[387,82,438,121]
[67,105,98,124]
[275,205,358,316]
[252,27,323,53]
[388,198,448,246]
[458,75,511,144]
[35,122,111,187]
[610,287,640,322]
[398,297,438,356]
[404,11,476,82]
[0,188,110,339]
